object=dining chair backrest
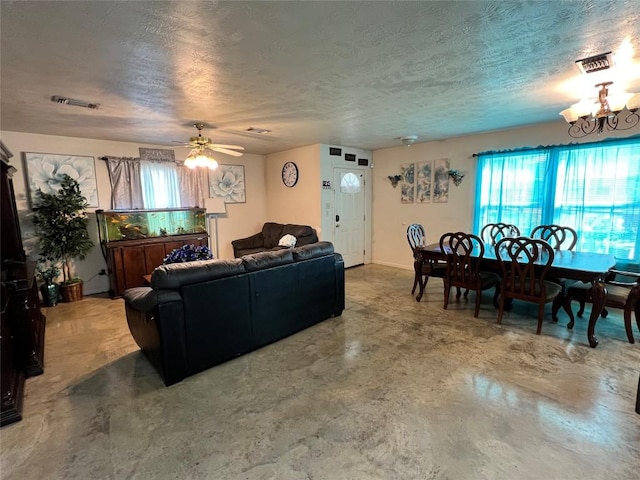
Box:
[480,222,520,246]
[530,224,577,251]
[495,236,555,298]
[407,224,425,257]
[439,232,484,287]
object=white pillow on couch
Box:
[278,234,297,247]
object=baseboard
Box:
[370,260,412,271]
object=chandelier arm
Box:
[614,110,640,131]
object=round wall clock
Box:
[282,161,299,187]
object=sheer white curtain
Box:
[140,160,181,208]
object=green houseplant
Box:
[32,174,94,302]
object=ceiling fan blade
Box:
[210,144,244,150]
[212,147,244,157]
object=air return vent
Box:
[575,52,614,74]
[51,95,100,109]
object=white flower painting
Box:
[24,153,99,207]
[208,165,246,203]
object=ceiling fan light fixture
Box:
[184,147,218,170]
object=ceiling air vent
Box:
[245,127,271,134]
[51,95,100,109]
[575,52,614,74]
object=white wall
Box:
[371,119,635,271]
[265,145,322,230]
[1,131,268,294]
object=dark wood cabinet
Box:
[1,140,46,427]
[105,234,209,297]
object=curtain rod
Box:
[473,134,640,157]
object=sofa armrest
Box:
[123,286,182,313]
[123,286,187,386]
[232,232,265,257]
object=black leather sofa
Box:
[231,222,319,258]
[123,241,344,386]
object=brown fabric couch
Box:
[231,222,319,258]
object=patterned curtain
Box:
[177,166,208,207]
[104,157,143,209]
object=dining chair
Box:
[563,270,640,343]
[439,232,500,317]
[494,236,561,335]
[530,224,578,251]
[407,224,446,296]
[480,223,520,246]
[530,224,579,322]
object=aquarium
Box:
[96,207,207,242]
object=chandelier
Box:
[184,146,219,169]
[560,82,640,138]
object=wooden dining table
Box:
[416,242,617,348]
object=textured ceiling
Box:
[1,1,639,155]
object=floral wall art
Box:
[400,163,415,204]
[433,158,450,203]
[24,152,99,207]
[208,164,246,203]
[415,160,433,203]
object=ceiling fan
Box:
[174,123,245,157]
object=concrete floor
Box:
[1,264,639,479]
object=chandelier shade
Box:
[184,146,219,169]
[560,82,640,138]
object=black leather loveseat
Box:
[232,222,318,258]
[123,242,344,386]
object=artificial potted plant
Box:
[31,174,94,302]
[36,257,61,307]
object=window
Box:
[473,138,640,268]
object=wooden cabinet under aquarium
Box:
[96,208,209,298]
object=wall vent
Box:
[575,52,614,74]
[51,95,100,109]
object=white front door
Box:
[333,167,365,268]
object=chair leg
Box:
[443,280,450,310]
[497,295,505,325]
[474,289,481,318]
[551,292,564,323]
[411,261,420,294]
[636,303,640,334]
[456,287,462,299]
[563,294,575,330]
[536,304,545,335]
[624,308,635,344]
[577,300,586,317]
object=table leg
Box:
[587,281,607,348]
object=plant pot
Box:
[59,281,83,302]
[40,282,59,307]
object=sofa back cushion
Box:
[283,224,318,245]
[262,222,285,248]
[151,259,245,290]
[292,241,334,261]
[242,249,294,272]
